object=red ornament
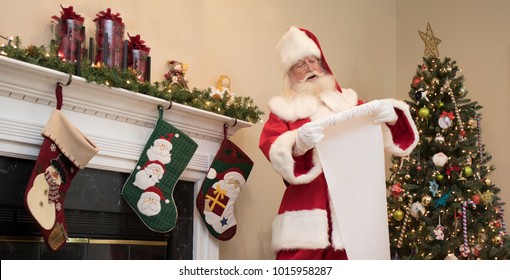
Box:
[390,183,403,197]
[412,77,421,88]
[417,165,422,171]
[460,129,466,136]
[471,194,481,205]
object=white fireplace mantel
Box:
[0,56,252,259]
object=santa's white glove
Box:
[372,99,398,125]
[294,122,324,155]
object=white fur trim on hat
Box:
[272,209,329,251]
[276,26,321,74]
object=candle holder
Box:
[51,5,85,62]
[126,33,151,82]
[93,9,125,68]
[94,19,125,68]
[131,49,149,82]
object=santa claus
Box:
[146,133,178,165]
[137,186,169,216]
[259,26,419,260]
[133,161,165,190]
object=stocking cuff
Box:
[42,110,99,169]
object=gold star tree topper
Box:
[418,22,441,58]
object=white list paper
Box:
[315,115,390,260]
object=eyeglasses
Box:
[292,56,322,72]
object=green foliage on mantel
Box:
[0,36,263,124]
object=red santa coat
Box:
[259,88,418,252]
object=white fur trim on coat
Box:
[268,130,323,185]
[269,93,319,122]
[276,26,321,74]
[381,99,419,157]
[272,209,330,251]
[318,88,359,115]
[269,88,359,122]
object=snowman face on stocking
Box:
[44,165,63,187]
[133,161,165,190]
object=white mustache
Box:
[298,70,325,83]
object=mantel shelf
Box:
[0,56,252,173]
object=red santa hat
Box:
[158,133,179,142]
[144,186,170,204]
[276,26,342,92]
[137,160,166,173]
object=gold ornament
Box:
[492,235,502,245]
[405,174,411,180]
[392,163,399,171]
[484,178,492,186]
[421,195,432,206]
[481,190,494,205]
[393,209,404,221]
[418,22,442,58]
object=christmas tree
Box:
[386,23,510,260]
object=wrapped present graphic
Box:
[205,184,229,216]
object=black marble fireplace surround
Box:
[0,156,194,260]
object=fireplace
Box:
[0,156,194,259]
[0,56,251,259]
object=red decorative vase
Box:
[95,19,125,68]
[132,49,149,81]
[55,19,84,62]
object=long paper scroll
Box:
[313,104,390,260]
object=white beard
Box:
[285,72,336,98]
[147,146,171,164]
[133,169,160,190]
[137,196,161,216]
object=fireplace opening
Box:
[0,156,193,259]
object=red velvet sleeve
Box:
[258,113,290,161]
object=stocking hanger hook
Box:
[158,101,172,111]
[225,118,237,127]
[57,73,73,87]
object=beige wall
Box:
[396,0,510,240]
[1,0,507,260]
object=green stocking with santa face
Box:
[121,107,198,232]
[196,125,253,240]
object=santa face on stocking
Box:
[137,186,168,216]
[146,133,178,165]
[203,170,246,233]
[133,161,165,190]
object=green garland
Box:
[0,36,264,124]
